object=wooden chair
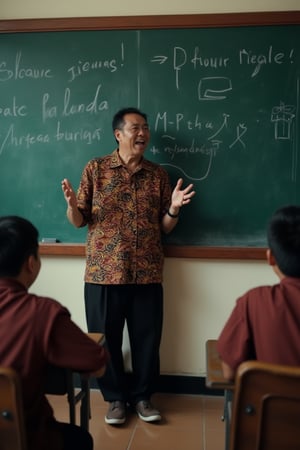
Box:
[0,367,27,450]
[229,360,300,450]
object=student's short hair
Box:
[112,107,148,132]
[267,205,300,277]
[0,216,39,277]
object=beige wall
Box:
[1,0,299,19]
[1,0,298,376]
[31,256,277,376]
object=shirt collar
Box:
[0,277,26,292]
[110,149,155,172]
[281,276,300,287]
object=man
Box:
[217,205,300,381]
[0,215,109,450]
[62,107,195,424]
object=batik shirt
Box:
[77,150,172,284]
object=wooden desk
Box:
[88,333,105,346]
[46,332,105,431]
[205,339,233,450]
[205,339,234,390]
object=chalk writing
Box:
[55,121,102,144]
[67,59,118,82]
[67,43,125,82]
[0,124,50,154]
[160,148,214,181]
[239,45,292,77]
[0,97,27,117]
[0,52,53,81]
[42,84,108,122]
[0,122,102,155]
[150,44,295,89]
[154,112,213,133]
[153,111,247,149]
[0,23,299,246]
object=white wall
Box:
[1,0,297,376]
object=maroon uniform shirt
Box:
[0,278,109,450]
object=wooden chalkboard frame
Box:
[1,11,299,260]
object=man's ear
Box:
[266,248,276,266]
[114,129,120,142]
[26,254,36,274]
[27,253,41,284]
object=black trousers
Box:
[84,283,163,405]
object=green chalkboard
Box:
[0,13,300,250]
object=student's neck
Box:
[5,274,29,289]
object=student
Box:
[217,205,300,381]
[0,215,109,450]
[61,107,195,425]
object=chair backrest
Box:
[229,360,300,450]
[0,367,27,450]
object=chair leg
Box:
[66,371,76,425]
[66,371,91,430]
[80,378,90,431]
[223,389,233,450]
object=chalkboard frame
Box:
[1,11,299,260]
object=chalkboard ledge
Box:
[39,243,266,260]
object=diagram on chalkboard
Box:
[271,101,296,140]
[160,141,214,181]
[198,77,233,101]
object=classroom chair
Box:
[229,360,300,450]
[44,333,104,431]
[0,366,27,450]
[45,364,91,430]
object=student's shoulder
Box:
[30,292,70,317]
[237,284,277,305]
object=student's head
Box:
[0,216,40,278]
[267,205,300,278]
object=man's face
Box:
[115,113,150,157]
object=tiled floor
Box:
[47,390,225,450]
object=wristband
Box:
[167,209,179,218]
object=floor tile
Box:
[47,390,225,450]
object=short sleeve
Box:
[217,295,254,371]
[47,312,109,373]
